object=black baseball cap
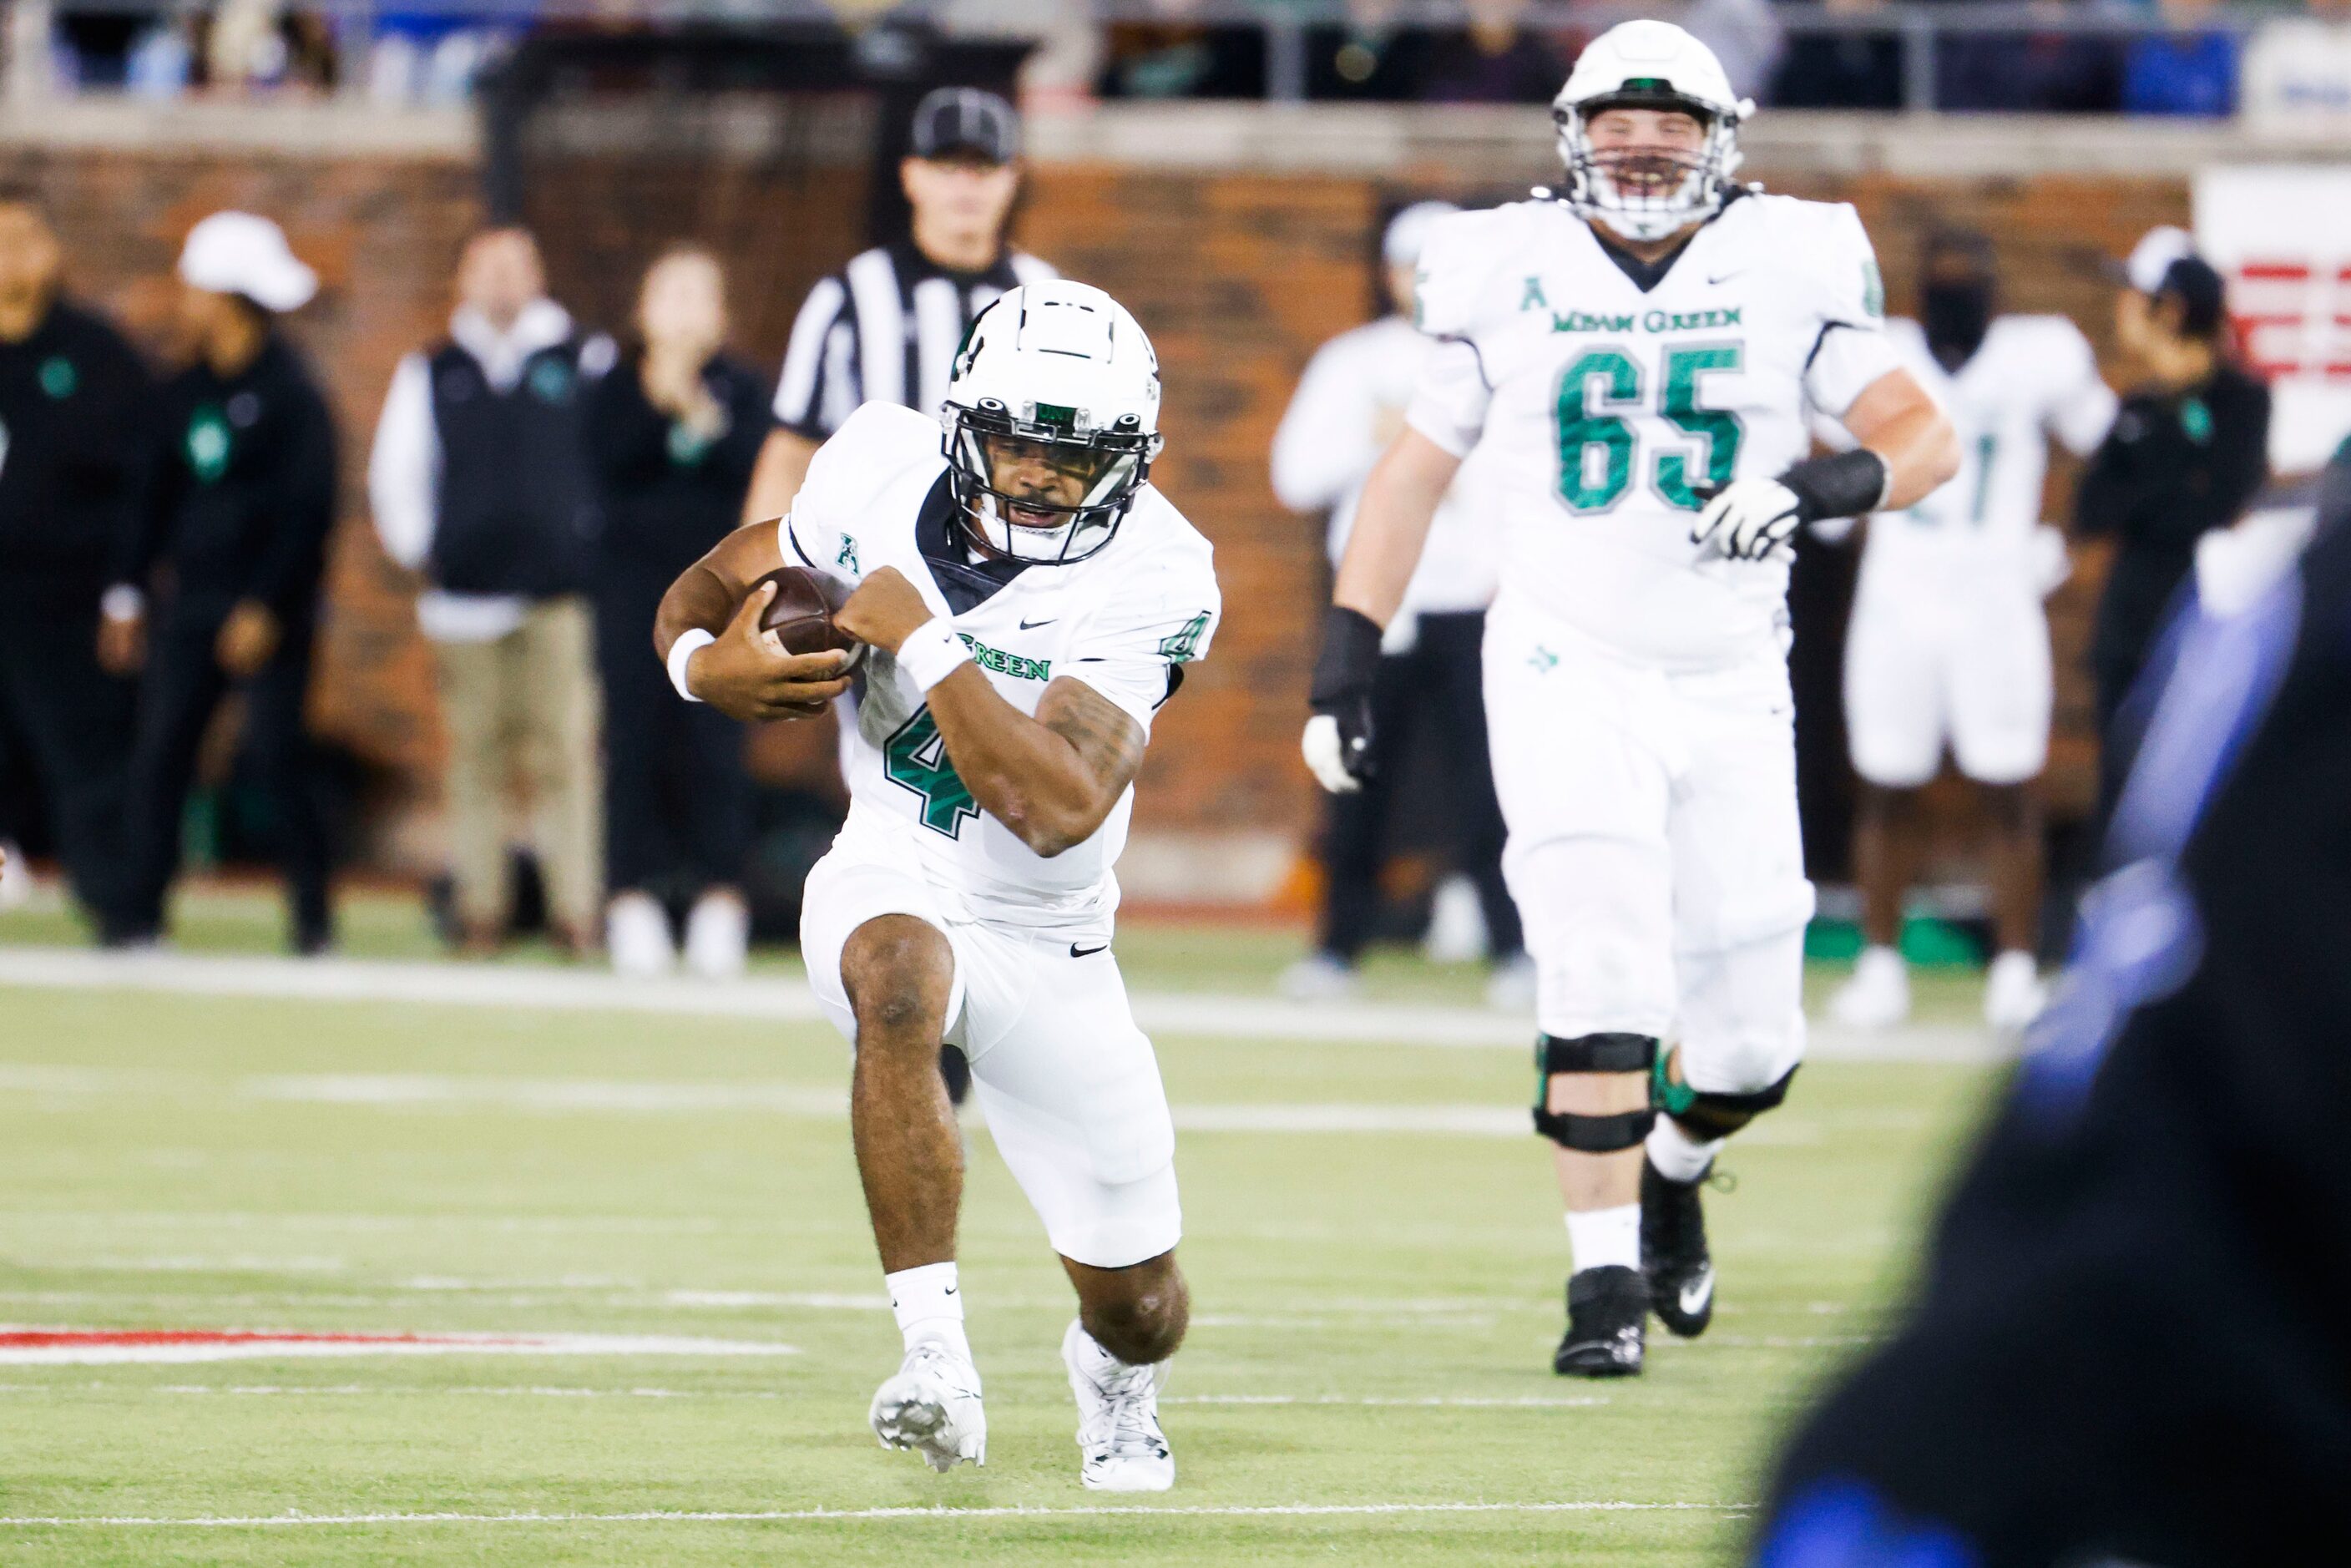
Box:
[910,87,1019,164]
[2151,255,2227,338]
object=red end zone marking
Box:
[0,1327,800,1364]
[0,1330,471,1350]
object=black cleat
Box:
[939,1044,972,1106]
[1554,1265,1646,1377]
[1641,1157,1715,1338]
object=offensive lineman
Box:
[1303,21,1958,1375]
[1827,230,2116,1034]
[654,281,1216,1489]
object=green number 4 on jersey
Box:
[883,708,979,838]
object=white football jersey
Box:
[1859,315,2114,581]
[1270,315,1501,623]
[1407,193,1902,670]
[784,403,1221,930]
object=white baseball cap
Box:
[1382,200,1460,268]
[178,211,316,312]
[2120,225,2196,294]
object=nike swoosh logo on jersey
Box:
[1070,942,1110,958]
[1706,271,1743,286]
[1020,617,1059,630]
[1679,1269,1715,1317]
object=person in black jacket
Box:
[0,187,152,942]
[2074,241,2270,811]
[588,248,769,978]
[104,212,337,953]
[1747,449,2351,1568]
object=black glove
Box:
[1305,604,1383,791]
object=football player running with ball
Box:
[1303,20,1956,1377]
[655,281,1218,1488]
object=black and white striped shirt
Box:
[771,240,1058,440]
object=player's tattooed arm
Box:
[928,670,1145,859]
[655,521,852,718]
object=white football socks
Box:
[886,1261,970,1361]
[1646,1114,1723,1184]
[1565,1203,1641,1275]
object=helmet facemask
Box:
[1555,89,1742,244]
[944,397,1161,565]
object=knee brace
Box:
[1654,1057,1800,1141]
[1531,1032,1658,1151]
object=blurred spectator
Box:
[587,249,771,979]
[1768,0,1904,109]
[369,228,611,959]
[1416,0,1568,103]
[0,186,152,943]
[1306,1,1431,99]
[2121,0,2238,117]
[1272,201,1526,1007]
[1940,5,2123,113]
[2240,0,2351,134]
[1098,0,1267,99]
[2076,230,2271,815]
[1674,0,1783,101]
[366,8,513,108]
[108,213,337,953]
[942,0,1103,109]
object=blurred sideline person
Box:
[655,281,1218,1490]
[370,227,611,959]
[1750,452,2350,1568]
[106,213,338,953]
[740,84,1054,1104]
[1270,200,1528,1009]
[739,87,1055,527]
[1826,230,2116,1034]
[2075,229,2269,817]
[1303,22,1956,1376]
[587,248,771,978]
[0,186,153,943]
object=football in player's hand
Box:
[751,566,864,669]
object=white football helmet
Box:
[940,280,1165,564]
[1553,20,1753,243]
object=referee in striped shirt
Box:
[738,87,1057,525]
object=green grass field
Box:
[0,888,2001,1565]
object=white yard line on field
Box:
[0,1383,1610,1409]
[0,1500,1750,1528]
[0,943,2002,1060]
[0,1063,1857,1144]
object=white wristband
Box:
[667,629,715,703]
[894,618,969,692]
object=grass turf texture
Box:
[0,893,2000,1564]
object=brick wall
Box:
[1,134,2191,885]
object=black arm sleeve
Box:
[584,357,674,491]
[247,385,340,618]
[706,363,776,493]
[109,403,181,593]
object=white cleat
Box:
[1984,949,2048,1032]
[0,841,32,911]
[1277,953,1358,1002]
[682,890,750,980]
[605,892,675,979]
[1063,1318,1174,1493]
[869,1341,986,1474]
[1484,953,1537,1014]
[1829,945,1910,1030]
